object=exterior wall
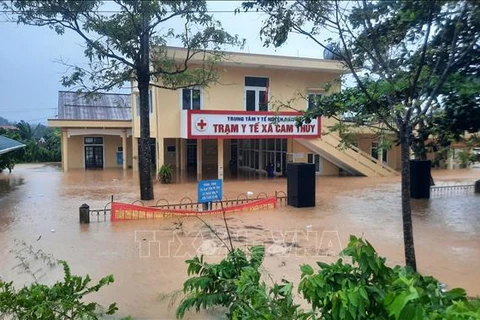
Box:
[127,52,401,176]
[129,64,347,174]
[388,143,401,170]
[203,67,337,112]
[289,139,311,163]
[355,135,401,170]
[52,52,402,177]
[161,138,222,170]
[163,138,177,167]
[322,158,340,176]
[132,66,340,139]
[65,134,132,169]
[104,135,124,168]
[202,139,218,166]
[67,135,84,169]
[131,93,158,139]
[126,137,133,168]
[290,140,340,176]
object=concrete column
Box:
[180,139,186,174]
[122,130,127,170]
[378,148,383,165]
[448,149,454,170]
[218,139,224,180]
[175,138,180,171]
[157,138,164,170]
[132,137,138,172]
[258,139,265,170]
[61,129,69,172]
[197,139,203,181]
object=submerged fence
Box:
[430,184,476,198]
[81,181,480,223]
[82,191,288,223]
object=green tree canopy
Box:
[15,120,34,141]
[5,0,243,200]
[244,0,480,271]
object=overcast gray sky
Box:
[0,1,330,124]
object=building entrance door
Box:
[186,140,197,169]
[85,146,104,169]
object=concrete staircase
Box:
[297,134,399,177]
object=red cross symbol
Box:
[196,118,207,131]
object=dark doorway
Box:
[85,146,104,169]
[186,140,197,169]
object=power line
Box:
[1,107,57,113]
[0,10,255,14]
[20,117,52,123]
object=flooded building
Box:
[48,48,400,179]
[49,92,132,171]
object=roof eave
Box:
[164,46,346,73]
[0,144,25,155]
[48,119,132,128]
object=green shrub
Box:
[0,260,117,319]
[457,150,477,168]
[158,164,173,184]
[299,235,480,319]
[177,235,480,319]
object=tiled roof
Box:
[57,91,131,121]
[0,135,25,155]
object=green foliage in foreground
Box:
[177,236,480,319]
[0,260,117,319]
[176,245,306,319]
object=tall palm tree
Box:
[15,120,34,141]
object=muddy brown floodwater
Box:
[1,163,479,319]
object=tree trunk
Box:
[400,124,417,271]
[413,119,435,186]
[137,14,154,201]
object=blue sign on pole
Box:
[198,179,223,203]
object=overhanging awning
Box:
[0,135,25,155]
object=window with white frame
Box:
[307,92,323,111]
[182,88,202,110]
[84,137,103,145]
[136,89,153,116]
[245,76,269,111]
[371,142,388,163]
[307,153,322,173]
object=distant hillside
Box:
[0,118,47,137]
[0,116,14,126]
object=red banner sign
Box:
[188,110,321,139]
[111,197,277,221]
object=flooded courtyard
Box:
[1,163,479,319]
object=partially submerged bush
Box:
[177,235,480,319]
[299,235,480,319]
[0,260,117,319]
[158,164,173,184]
